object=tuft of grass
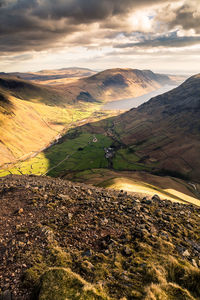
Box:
[166,256,200,298]
[37,268,109,300]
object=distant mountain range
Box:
[1,68,186,103]
[0,67,96,84]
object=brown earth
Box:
[0,175,200,299]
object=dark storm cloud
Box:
[0,0,177,53]
[32,0,176,22]
[158,1,200,33]
[170,5,200,33]
[115,33,200,49]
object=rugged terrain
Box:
[0,175,200,300]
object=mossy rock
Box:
[37,268,109,300]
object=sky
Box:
[0,0,200,74]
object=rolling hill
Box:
[0,75,67,106]
[0,67,97,85]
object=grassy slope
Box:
[1,175,200,299]
[64,169,200,206]
[0,76,109,166]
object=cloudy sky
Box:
[0,0,200,74]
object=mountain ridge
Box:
[57,68,177,103]
[0,67,97,83]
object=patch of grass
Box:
[113,153,150,171]
[46,133,112,177]
[0,103,116,177]
[116,148,140,163]
[153,169,189,181]
[166,256,200,298]
[37,268,109,300]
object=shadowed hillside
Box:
[112,74,200,181]
[0,76,67,106]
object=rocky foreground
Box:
[0,175,200,300]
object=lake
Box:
[102,85,177,111]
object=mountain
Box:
[0,75,104,166]
[55,68,177,102]
[15,73,198,204]
[0,67,97,85]
[109,73,200,181]
[0,68,182,103]
[0,174,200,299]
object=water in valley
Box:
[102,85,177,111]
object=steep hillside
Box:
[111,74,200,181]
[0,76,106,166]
[56,68,175,102]
[0,76,67,106]
[0,175,200,300]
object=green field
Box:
[0,126,160,178]
[46,133,112,177]
[0,132,113,177]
